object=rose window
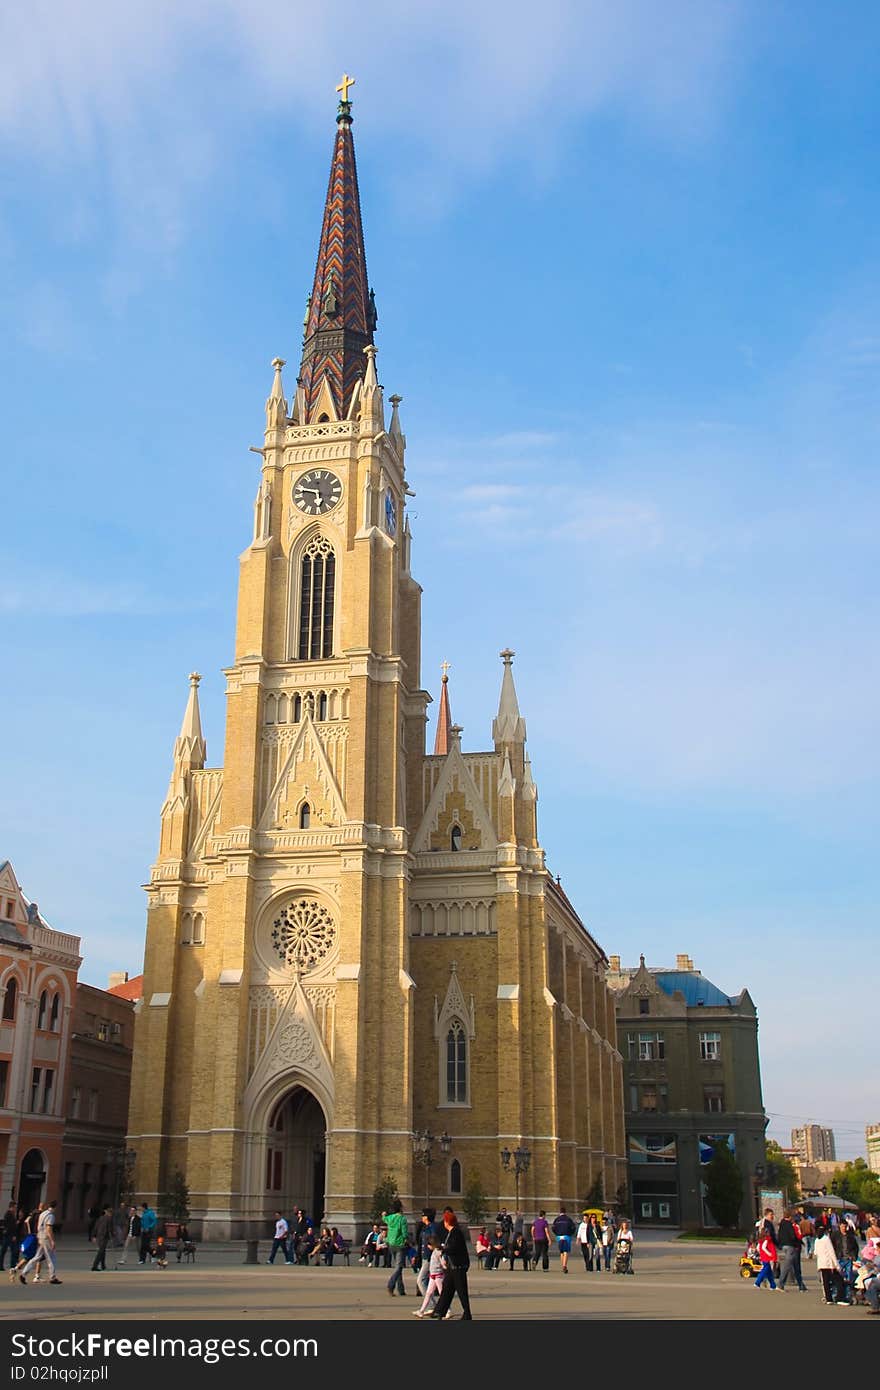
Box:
[271,899,336,972]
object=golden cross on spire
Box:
[441,659,451,681]
[336,73,356,103]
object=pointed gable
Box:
[258,714,347,832]
[412,734,497,854]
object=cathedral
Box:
[127,83,626,1239]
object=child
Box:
[754,1230,778,1289]
[413,1236,445,1317]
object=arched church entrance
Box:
[265,1085,326,1224]
[18,1149,46,1212]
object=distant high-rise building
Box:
[791,1125,836,1163]
[866,1124,880,1173]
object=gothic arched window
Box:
[299,802,311,829]
[298,536,335,661]
[2,976,17,1021]
[450,824,462,852]
[293,694,302,722]
[50,993,60,1031]
[317,692,328,721]
[37,991,48,1030]
[446,1020,467,1104]
[450,1158,462,1194]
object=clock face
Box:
[293,469,342,515]
[384,487,397,535]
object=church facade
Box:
[127,89,625,1239]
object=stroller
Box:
[614,1238,634,1275]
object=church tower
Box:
[127,84,625,1237]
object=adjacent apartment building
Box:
[0,861,81,1212]
[791,1124,836,1164]
[608,953,767,1230]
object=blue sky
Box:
[1,1,877,1162]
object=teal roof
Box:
[654,971,733,1006]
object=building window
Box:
[629,1083,638,1112]
[31,1068,41,1112]
[699,1031,722,1061]
[42,1070,54,1114]
[450,1159,462,1194]
[0,1059,8,1107]
[317,692,328,721]
[638,1032,665,1061]
[627,1034,637,1061]
[293,694,302,722]
[50,993,60,1032]
[2,977,16,1021]
[37,991,48,1030]
[297,535,335,660]
[639,997,649,1015]
[658,1084,669,1113]
[641,1087,657,1113]
[88,1089,98,1122]
[704,1086,725,1113]
[450,825,462,852]
[71,1086,81,1119]
[5,900,13,918]
[97,1020,111,1043]
[299,802,311,829]
[446,1021,467,1104]
[629,1134,677,1164]
[192,913,205,945]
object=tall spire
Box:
[299,77,375,421]
[174,671,206,770]
[492,649,527,746]
[433,661,453,756]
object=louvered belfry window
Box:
[298,535,335,660]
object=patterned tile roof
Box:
[299,99,375,420]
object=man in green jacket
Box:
[385,1199,410,1297]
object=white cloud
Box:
[0,1,748,246]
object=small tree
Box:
[583,1173,604,1210]
[765,1140,800,1203]
[704,1138,743,1230]
[461,1170,489,1229]
[371,1172,399,1222]
[159,1168,190,1224]
[614,1183,631,1218]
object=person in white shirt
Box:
[20,1201,61,1285]
[267,1212,291,1265]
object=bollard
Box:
[245,1239,259,1264]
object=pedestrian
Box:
[800,1211,815,1259]
[777,1210,807,1292]
[91,1206,113,1271]
[815,1227,848,1304]
[551,1205,575,1274]
[430,1207,473,1320]
[116,1205,141,1266]
[413,1235,445,1317]
[531,1209,551,1271]
[20,1200,62,1285]
[138,1202,157,1265]
[384,1198,409,1297]
[8,1208,38,1283]
[601,1213,615,1271]
[267,1211,290,1265]
[509,1231,531,1270]
[576,1212,592,1271]
[87,1205,100,1242]
[416,1207,443,1298]
[0,1202,18,1271]
[753,1228,779,1291]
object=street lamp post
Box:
[500,1145,532,1210]
[411,1130,451,1202]
[753,1162,765,1223]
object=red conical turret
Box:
[433,662,453,756]
[299,76,376,421]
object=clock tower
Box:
[127,88,626,1238]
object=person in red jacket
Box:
[754,1230,780,1290]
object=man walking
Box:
[116,1206,140,1266]
[0,1203,18,1271]
[416,1207,443,1298]
[267,1211,290,1265]
[138,1202,157,1265]
[531,1210,551,1271]
[777,1210,807,1292]
[20,1200,62,1285]
[552,1205,576,1274]
[91,1206,113,1272]
[384,1198,409,1297]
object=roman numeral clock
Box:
[293,469,343,515]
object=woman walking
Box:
[430,1208,473,1320]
